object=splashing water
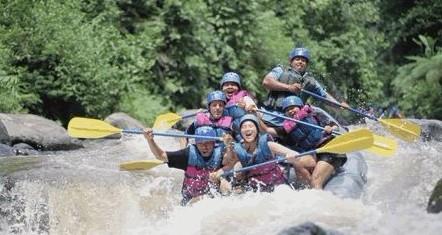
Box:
[1,125,442,235]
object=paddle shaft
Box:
[258,108,341,136]
[122,129,221,141]
[223,150,317,177]
[180,110,208,119]
[302,89,378,121]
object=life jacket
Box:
[225,90,251,141]
[234,134,285,191]
[226,91,248,119]
[263,66,322,111]
[282,107,323,152]
[181,145,223,201]
[226,90,250,106]
[195,112,233,137]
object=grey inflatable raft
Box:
[314,106,368,199]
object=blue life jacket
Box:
[264,66,326,111]
[225,104,246,141]
[187,145,222,169]
[235,134,273,166]
[286,116,323,152]
[234,134,285,190]
[182,145,223,202]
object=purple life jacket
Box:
[195,112,232,136]
[226,90,250,106]
[182,145,222,200]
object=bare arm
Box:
[143,128,168,162]
[263,73,301,93]
[258,118,279,137]
[268,141,298,157]
[262,74,290,91]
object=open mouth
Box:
[225,91,235,98]
[294,64,305,71]
[243,132,254,139]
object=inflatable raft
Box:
[314,106,367,199]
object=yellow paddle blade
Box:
[318,129,374,154]
[153,113,183,130]
[119,159,164,171]
[68,117,121,138]
[365,134,398,157]
[379,118,421,142]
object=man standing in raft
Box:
[261,47,348,126]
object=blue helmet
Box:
[282,96,304,111]
[220,72,241,89]
[207,90,227,106]
[239,114,259,130]
[195,126,217,143]
[289,47,310,62]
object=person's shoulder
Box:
[268,65,285,78]
[271,64,285,72]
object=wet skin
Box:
[196,141,215,157]
[285,105,301,117]
[240,121,258,143]
[209,100,225,120]
[290,57,307,73]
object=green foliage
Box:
[392,36,442,119]
[118,86,171,125]
[0,0,440,123]
[0,0,158,124]
[274,0,386,104]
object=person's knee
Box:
[311,172,324,189]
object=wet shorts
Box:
[316,152,347,169]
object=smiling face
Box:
[285,105,301,117]
[196,141,215,157]
[222,82,240,99]
[240,120,258,143]
[209,100,225,120]
[290,57,308,72]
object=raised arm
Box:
[143,128,168,162]
[258,118,279,137]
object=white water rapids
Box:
[1,124,442,235]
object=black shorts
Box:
[316,152,347,169]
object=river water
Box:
[1,125,442,235]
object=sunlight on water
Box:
[1,123,442,234]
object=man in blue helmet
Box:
[186,90,234,139]
[261,47,348,126]
[144,126,234,205]
[262,96,346,189]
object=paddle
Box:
[120,127,374,172]
[67,117,222,141]
[301,89,421,142]
[257,109,397,157]
[120,159,165,171]
[153,104,236,130]
[223,128,374,176]
[153,112,203,130]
